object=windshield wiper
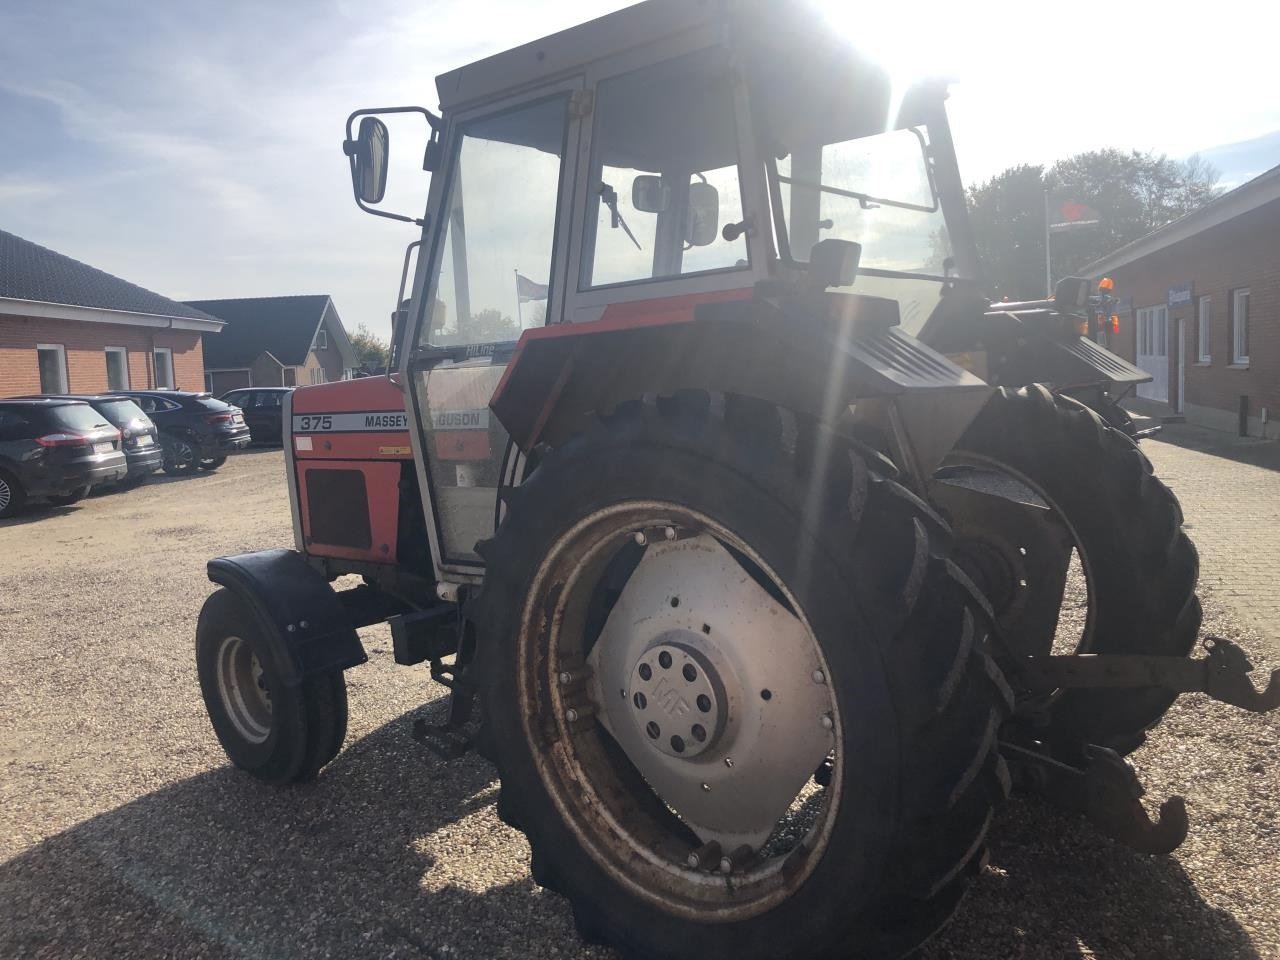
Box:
[600,182,641,251]
[776,173,935,214]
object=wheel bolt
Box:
[812,670,826,685]
[701,782,711,792]
[663,526,676,540]
[688,841,721,870]
[634,531,648,546]
[724,757,734,768]
[719,845,753,874]
[821,714,834,730]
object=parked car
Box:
[0,398,127,518]
[17,394,164,483]
[119,390,250,475]
[217,387,293,445]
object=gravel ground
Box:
[1,448,1276,959]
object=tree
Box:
[349,322,389,369]
[967,151,1220,300]
[434,308,521,346]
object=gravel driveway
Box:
[1,447,1276,959]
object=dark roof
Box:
[0,229,218,322]
[186,295,336,368]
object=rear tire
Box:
[163,436,198,475]
[474,399,1010,960]
[196,588,348,783]
[947,385,1200,754]
[198,456,228,471]
[0,469,25,519]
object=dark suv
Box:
[0,398,128,518]
[120,391,251,474]
[18,394,165,483]
[218,387,292,444]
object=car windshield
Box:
[94,398,149,427]
[770,125,952,277]
[48,404,111,432]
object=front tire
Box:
[196,588,348,783]
[198,455,228,471]
[944,385,1200,754]
[473,400,1010,960]
[163,436,198,475]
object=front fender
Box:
[206,548,367,685]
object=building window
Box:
[153,347,175,389]
[105,347,130,390]
[37,344,68,393]
[1195,296,1210,363]
[309,367,326,385]
[314,329,328,350]
[1230,288,1249,366]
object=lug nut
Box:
[634,531,648,546]
[821,714,834,730]
[701,782,711,792]
[724,757,734,768]
[719,845,753,874]
[812,670,825,685]
[664,526,676,540]
[687,841,721,870]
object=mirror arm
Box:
[343,106,442,226]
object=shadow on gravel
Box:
[0,706,1260,960]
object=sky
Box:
[2,0,1279,343]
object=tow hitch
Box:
[1003,636,1278,853]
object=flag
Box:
[1049,199,1100,233]
[516,272,549,303]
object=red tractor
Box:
[194,3,1278,957]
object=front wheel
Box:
[196,588,347,783]
[198,456,228,471]
[939,385,1200,754]
[474,400,1010,960]
[0,469,25,519]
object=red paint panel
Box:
[433,430,490,461]
[493,287,754,402]
[292,376,406,415]
[298,460,402,563]
[294,432,413,460]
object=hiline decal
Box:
[292,409,489,433]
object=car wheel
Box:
[163,437,198,475]
[198,456,228,471]
[47,486,90,507]
[0,469,26,519]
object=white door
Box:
[1175,317,1186,413]
[1136,306,1169,402]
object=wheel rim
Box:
[170,441,195,469]
[517,502,841,921]
[939,453,1095,660]
[0,476,10,512]
[215,635,273,743]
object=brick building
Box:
[1085,165,1279,437]
[1,229,223,396]
[187,295,356,395]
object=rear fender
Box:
[490,291,993,475]
[206,548,367,685]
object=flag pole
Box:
[1043,185,1052,296]
[514,269,523,328]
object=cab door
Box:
[400,79,585,582]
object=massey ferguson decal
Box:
[293,409,488,432]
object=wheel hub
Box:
[627,639,725,759]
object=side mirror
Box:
[345,116,389,204]
[1053,276,1091,310]
[808,239,861,288]
[632,175,669,213]
[686,182,719,247]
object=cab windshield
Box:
[769,124,952,278]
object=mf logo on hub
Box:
[652,677,690,718]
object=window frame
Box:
[36,343,68,393]
[1196,295,1210,363]
[153,347,175,389]
[105,346,130,390]
[314,329,328,351]
[1230,287,1250,366]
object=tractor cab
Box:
[346,0,982,587]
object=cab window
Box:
[583,49,748,288]
[421,95,571,348]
